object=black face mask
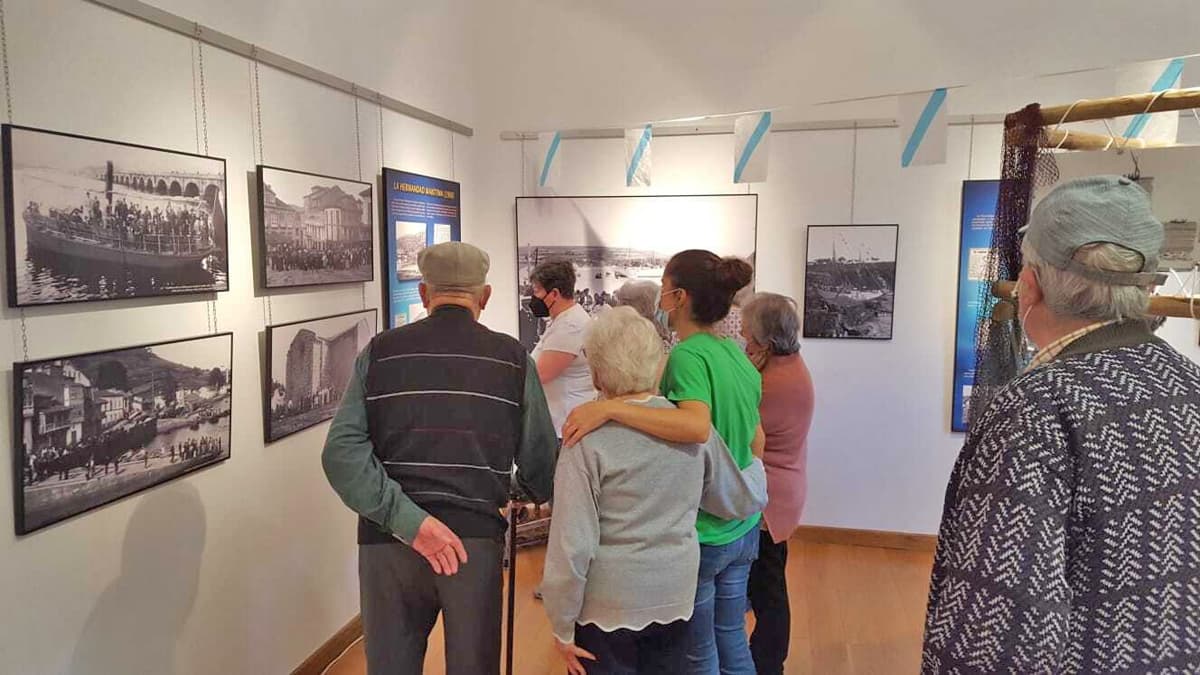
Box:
[528,294,551,318]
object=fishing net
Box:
[963,104,1060,431]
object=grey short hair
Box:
[615,280,670,342]
[1021,239,1151,322]
[583,306,664,396]
[742,293,801,355]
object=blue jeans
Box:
[686,527,760,674]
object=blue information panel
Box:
[952,180,1000,432]
[381,168,462,328]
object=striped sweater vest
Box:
[360,305,528,544]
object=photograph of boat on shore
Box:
[3,124,228,307]
[803,224,898,340]
[13,332,233,534]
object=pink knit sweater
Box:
[759,353,814,543]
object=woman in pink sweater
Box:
[740,293,815,675]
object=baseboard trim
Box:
[793,525,937,552]
[292,614,363,675]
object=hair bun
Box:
[715,257,753,292]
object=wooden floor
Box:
[326,539,934,674]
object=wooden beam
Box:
[1042,128,1170,151]
[993,281,1200,318]
[1036,88,1200,126]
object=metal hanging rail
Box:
[84,0,474,137]
[499,114,1005,141]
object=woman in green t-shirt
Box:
[563,249,765,674]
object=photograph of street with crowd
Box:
[257,166,373,288]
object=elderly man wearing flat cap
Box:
[922,176,1200,673]
[322,242,557,674]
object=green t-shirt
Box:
[661,332,763,545]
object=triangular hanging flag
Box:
[898,88,948,167]
[625,125,652,187]
[1117,57,1185,145]
[528,131,562,193]
[733,111,771,184]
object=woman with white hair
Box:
[542,307,767,675]
[739,292,814,675]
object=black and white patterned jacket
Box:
[923,322,1200,673]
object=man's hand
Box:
[411,516,468,575]
[561,400,615,448]
[554,639,597,675]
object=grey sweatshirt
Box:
[541,396,768,643]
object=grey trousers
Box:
[359,538,503,675]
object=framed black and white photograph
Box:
[265,309,377,443]
[257,165,374,288]
[803,224,898,340]
[14,333,233,534]
[3,124,228,307]
[515,194,758,351]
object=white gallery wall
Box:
[1,0,1199,674]
[0,1,473,673]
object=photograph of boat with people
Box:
[4,124,228,307]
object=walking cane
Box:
[505,501,518,675]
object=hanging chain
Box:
[520,139,527,195]
[251,45,274,325]
[253,47,264,165]
[849,123,859,224]
[377,93,385,167]
[3,0,26,360]
[449,129,456,180]
[0,0,12,124]
[194,23,209,156]
[966,115,976,180]
[353,85,363,181]
[191,42,202,154]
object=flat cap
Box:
[417,241,490,288]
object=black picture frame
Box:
[802,224,899,340]
[13,332,234,535]
[263,308,378,443]
[256,165,375,289]
[3,124,229,308]
[513,193,759,352]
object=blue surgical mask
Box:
[655,288,681,333]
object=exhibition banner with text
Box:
[952,180,1000,432]
[381,169,461,328]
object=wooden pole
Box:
[993,280,1200,318]
[1041,128,1170,151]
[1036,88,1200,126]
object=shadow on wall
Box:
[69,482,207,675]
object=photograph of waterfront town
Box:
[15,334,233,534]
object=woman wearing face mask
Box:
[528,259,596,442]
[564,249,765,675]
[739,293,814,675]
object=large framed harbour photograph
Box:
[13,333,233,535]
[515,194,758,351]
[257,165,374,288]
[3,124,228,307]
[265,309,377,443]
